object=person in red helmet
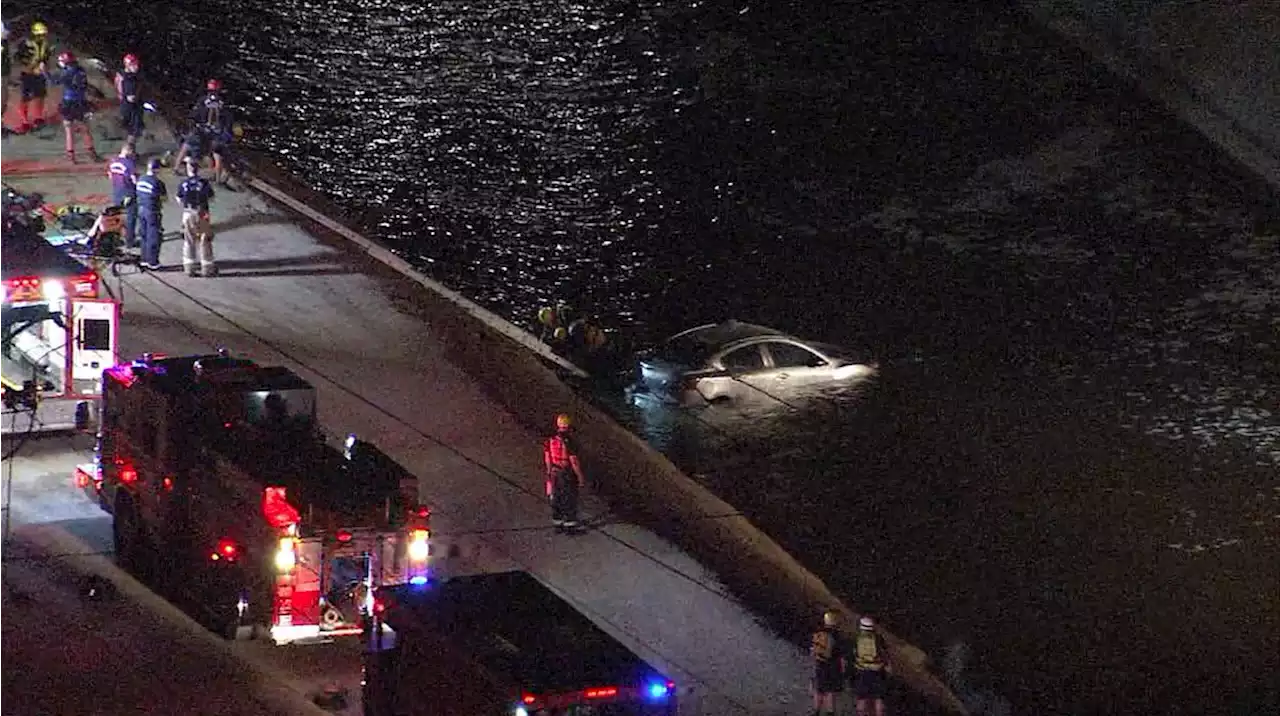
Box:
[171,78,235,183]
[50,51,99,163]
[543,413,587,533]
[115,53,145,144]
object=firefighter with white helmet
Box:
[810,609,847,716]
[852,616,892,716]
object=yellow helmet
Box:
[31,21,48,36]
[555,414,572,430]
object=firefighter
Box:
[108,143,138,248]
[811,610,847,716]
[51,51,99,163]
[13,21,52,134]
[852,616,891,716]
[115,53,144,144]
[543,413,587,532]
[175,158,217,277]
[135,158,168,270]
[172,79,234,184]
[537,301,573,345]
[2,22,12,123]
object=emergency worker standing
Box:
[115,53,144,144]
[108,144,138,248]
[852,616,891,716]
[172,79,234,184]
[135,159,168,270]
[2,23,12,122]
[51,51,99,163]
[811,610,847,716]
[175,159,216,277]
[543,414,587,532]
[14,21,52,133]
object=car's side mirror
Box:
[74,401,92,432]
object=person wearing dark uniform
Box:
[175,159,216,277]
[811,610,847,716]
[172,79,234,184]
[51,51,99,163]
[135,158,168,270]
[115,53,144,144]
[852,616,891,716]
[108,144,138,248]
[543,413,587,532]
[14,21,52,133]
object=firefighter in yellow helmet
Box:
[543,413,586,533]
[810,610,847,716]
[852,616,891,716]
[14,21,52,133]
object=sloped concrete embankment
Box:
[1023,0,1280,189]
[39,18,964,714]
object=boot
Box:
[66,150,77,164]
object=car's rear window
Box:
[660,334,714,367]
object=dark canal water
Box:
[24,0,1280,712]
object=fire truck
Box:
[364,571,679,716]
[75,351,431,643]
[2,215,118,434]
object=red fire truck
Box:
[75,351,431,643]
[2,219,118,434]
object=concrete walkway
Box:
[1,52,814,715]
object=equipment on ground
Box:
[75,351,430,643]
[364,571,678,716]
[3,197,118,434]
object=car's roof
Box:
[669,320,792,349]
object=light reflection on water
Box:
[37,0,1280,710]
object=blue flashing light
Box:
[646,682,672,700]
[409,575,429,586]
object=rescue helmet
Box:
[823,610,840,627]
[859,616,875,630]
[123,53,140,68]
[57,50,74,66]
[206,78,222,92]
[555,414,572,430]
[31,21,49,36]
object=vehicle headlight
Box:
[42,280,66,301]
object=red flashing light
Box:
[336,530,353,543]
[162,476,174,491]
[119,466,138,484]
[5,276,42,302]
[415,505,430,518]
[262,486,301,529]
[372,598,386,616]
[522,694,537,705]
[211,538,239,561]
[71,273,99,298]
[584,687,619,699]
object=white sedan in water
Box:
[631,320,878,405]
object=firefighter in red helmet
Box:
[543,414,587,533]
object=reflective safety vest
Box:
[18,38,49,73]
[544,434,572,469]
[855,631,886,671]
[811,628,837,661]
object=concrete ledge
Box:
[34,18,963,713]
